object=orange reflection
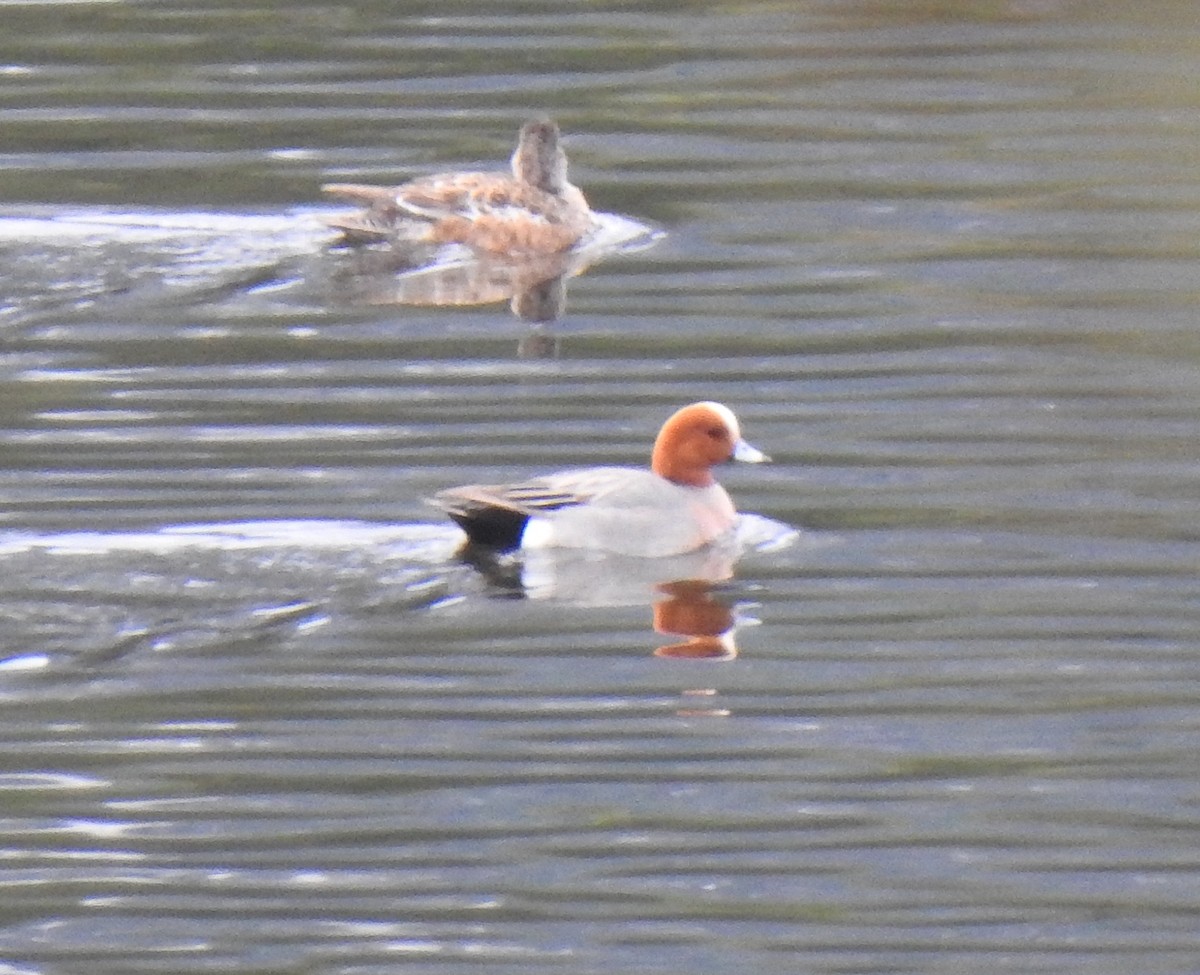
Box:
[652,580,737,661]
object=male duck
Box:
[430,402,769,557]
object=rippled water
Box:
[1,2,1199,974]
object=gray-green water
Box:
[1,2,1198,973]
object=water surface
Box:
[1,2,1199,974]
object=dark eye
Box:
[707,427,725,439]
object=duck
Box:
[322,116,597,255]
[430,402,769,557]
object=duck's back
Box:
[404,172,593,254]
[324,172,594,255]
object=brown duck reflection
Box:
[327,245,581,325]
[322,201,660,336]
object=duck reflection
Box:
[455,540,743,661]
[326,244,579,325]
[652,579,737,661]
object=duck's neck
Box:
[513,142,568,194]
[652,448,716,488]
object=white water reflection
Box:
[0,208,328,326]
[1,2,1199,974]
[0,513,796,669]
[0,208,659,327]
[0,518,454,558]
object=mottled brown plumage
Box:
[323,118,596,255]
